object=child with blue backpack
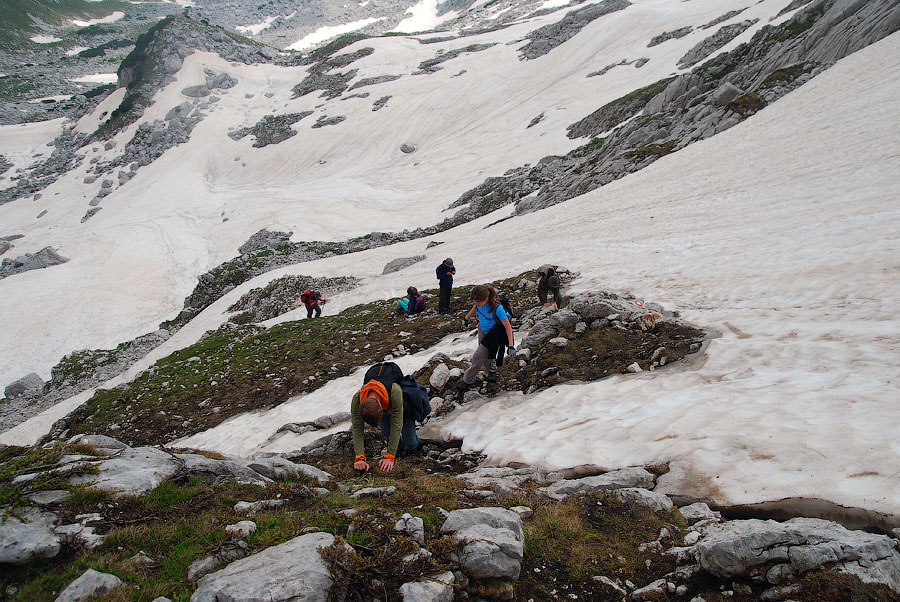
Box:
[461,284,515,386]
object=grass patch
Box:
[518,492,684,599]
[727,92,767,116]
[622,140,676,161]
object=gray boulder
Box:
[612,487,673,513]
[190,532,336,602]
[709,82,745,106]
[441,507,525,579]
[399,571,455,602]
[174,453,270,486]
[54,569,122,602]
[395,513,426,545]
[0,507,60,564]
[695,517,900,591]
[429,363,452,389]
[244,455,332,484]
[382,255,427,274]
[182,85,211,98]
[4,372,45,398]
[68,446,180,496]
[537,467,655,499]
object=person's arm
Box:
[350,392,369,470]
[380,384,404,471]
[502,317,514,348]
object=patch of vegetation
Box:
[797,570,900,601]
[0,75,39,102]
[305,32,368,63]
[622,140,676,161]
[570,136,605,158]
[521,493,683,590]
[0,0,128,46]
[761,62,815,88]
[321,510,459,602]
[0,442,100,511]
[65,283,481,446]
[727,92,767,116]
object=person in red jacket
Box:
[301,290,326,318]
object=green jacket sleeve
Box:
[350,391,365,457]
[385,383,404,456]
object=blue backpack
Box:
[400,375,431,422]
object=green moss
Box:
[622,140,676,161]
[727,92,767,116]
[305,32,368,63]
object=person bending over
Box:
[350,367,419,472]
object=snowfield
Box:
[1,0,898,521]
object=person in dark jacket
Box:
[436,258,456,314]
[536,265,562,308]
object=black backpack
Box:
[362,362,431,422]
[497,293,514,319]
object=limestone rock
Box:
[0,507,60,564]
[441,507,525,579]
[382,255,426,274]
[612,487,673,513]
[537,467,655,499]
[68,446,179,497]
[54,569,122,602]
[399,571,455,602]
[695,517,900,591]
[4,372,45,398]
[190,533,336,602]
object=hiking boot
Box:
[486,372,499,383]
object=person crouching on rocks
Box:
[461,284,515,386]
[351,368,418,472]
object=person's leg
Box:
[477,326,497,373]
[553,288,563,307]
[439,286,450,312]
[306,306,313,319]
[537,287,548,304]
[463,343,490,385]
[313,303,322,318]
[399,415,419,453]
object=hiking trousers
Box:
[438,285,452,313]
[306,303,321,318]
[463,327,498,385]
[538,287,562,307]
[379,413,419,453]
